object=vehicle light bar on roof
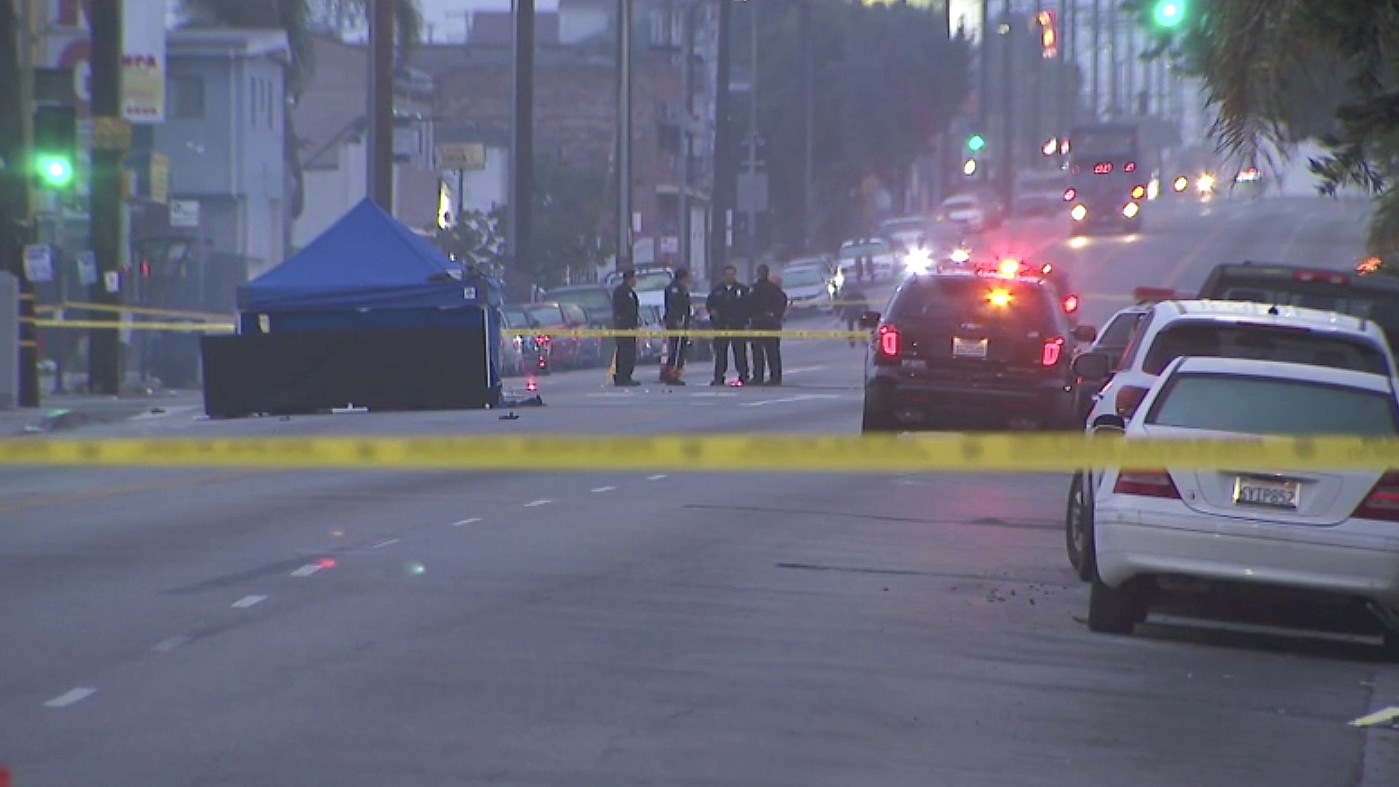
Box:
[1132,286,1183,304]
[1292,270,1349,285]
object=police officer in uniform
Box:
[749,264,788,385]
[661,268,692,384]
[611,269,641,386]
[706,265,751,385]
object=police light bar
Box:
[1132,286,1185,304]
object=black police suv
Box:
[861,271,1097,432]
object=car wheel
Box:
[1088,575,1141,635]
[1066,472,1096,582]
[861,402,899,433]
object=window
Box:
[172,75,204,119]
[1141,322,1390,376]
[1146,374,1398,435]
[890,278,1057,336]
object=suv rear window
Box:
[891,278,1057,334]
[1142,322,1390,375]
[1147,374,1398,435]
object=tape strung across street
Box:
[3,433,1398,472]
[32,320,866,339]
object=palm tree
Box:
[177,0,423,229]
[1168,0,1399,253]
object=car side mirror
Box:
[1092,413,1126,432]
[1072,324,1098,343]
[858,311,882,329]
[1072,351,1112,382]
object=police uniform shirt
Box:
[664,281,691,326]
[612,282,640,329]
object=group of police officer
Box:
[610,265,789,387]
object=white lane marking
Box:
[781,365,826,375]
[44,687,97,708]
[524,499,553,507]
[687,392,738,398]
[451,517,482,527]
[370,538,400,549]
[152,636,189,653]
[591,486,618,493]
[290,564,323,577]
[231,595,267,609]
[585,392,637,398]
[647,474,668,481]
[740,393,841,408]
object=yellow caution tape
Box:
[36,301,234,321]
[36,319,236,332]
[1,433,1397,472]
[521,328,868,339]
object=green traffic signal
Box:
[35,153,74,188]
[967,134,985,153]
[1152,0,1186,28]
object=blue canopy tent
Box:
[202,199,505,415]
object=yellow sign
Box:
[91,116,132,151]
[2,434,1398,473]
[436,142,487,171]
[149,153,169,204]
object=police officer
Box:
[611,268,641,386]
[706,264,751,385]
[661,268,692,385]
[838,279,868,348]
[749,264,788,385]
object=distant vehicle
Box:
[500,304,550,375]
[1197,260,1399,352]
[638,304,665,364]
[780,263,833,312]
[523,302,604,369]
[860,263,1096,433]
[1014,174,1069,217]
[1083,354,1399,656]
[603,265,674,310]
[837,238,897,283]
[1066,299,1397,580]
[900,223,973,275]
[878,216,932,251]
[1064,122,1146,234]
[935,192,1002,231]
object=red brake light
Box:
[1113,469,1180,499]
[1062,294,1080,314]
[1041,336,1065,366]
[1354,471,1399,522]
[1062,187,1077,201]
[1292,270,1349,285]
[877,324,900,357]
[1124,161,1137,173]
[1115,385,1148,417]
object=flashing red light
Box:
[525,378,538,392]
[1292,270,1349,285]
[877,324,900,357]
[1113,469,1181,499]
[1062,294,1080,314]
[1124,161,1137,173]
[1040,337,1064,366]
[316,558,337,569]
[1062,187,1076,201]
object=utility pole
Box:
[799,0,813,252]
[616,0,633,271]
[677,0,692,273]
[1058,0,1070,139]
[88,0,123,395]
[2,0,39,406]
[367,0,394,211]
[745,0,757,281]
[997,0,1013,209]
[1107,0,1119,116]
[1090,0,1100,120]
[511,0,535,278]
[709,0,732,282]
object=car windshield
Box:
[783,268,826,287]
[841,242,886,258]
[1097,311,1146,349]
[523,305,565,327]
[1146,373,1398,435]
[634,271,672,292]
[501,307,530,327]
[547,288,611,313]
[1141,322,1390,375]
[890,277,1055,334]
[942,197,976,210]
[881,219,925,235]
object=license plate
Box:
[1233,476,1300,509]
[952,337,989,359]
[902,359,928,369]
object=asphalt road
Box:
[2,194,1397,786]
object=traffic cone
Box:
[604,348,617,384]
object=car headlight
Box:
[903,248,933,273]
[949,247,970,263]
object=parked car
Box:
[638,304,665,364]
[1065,299,1398,581]
[836,238,898,283]
[522,302,604,369]
[1084,355,1399,658]
[499,304,549,376]
[936,191,1004,231]
[604,266,674,312]
[878,215,932,252]
[781,260,834,313]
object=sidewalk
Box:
[0,388,204,437]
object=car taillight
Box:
[538,335,551,344]
[1354,471,1399,522]
[1113,469,1181,499]
[1062,187,1077,202]
[1062,294,1080,314]
[1292,270,1349,285]
[1041,337,1064,366]
[877,324,900,357]
[1115,385,1148,417]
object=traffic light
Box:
[1037,10,1058,59]
[967,133,985,153]
[33,105,77,190]
[1151,0,1186,29]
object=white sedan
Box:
[1087,355,1399,657]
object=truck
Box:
[1063,122,1149,235]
